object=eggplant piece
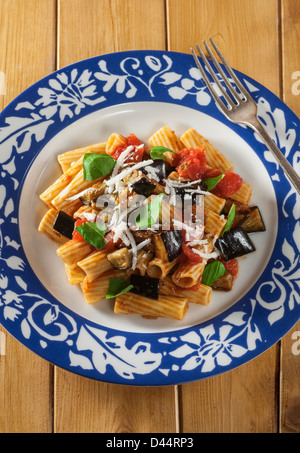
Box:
[132,229,155,252]
[130,274,159,300]
[240,206,266,233]
[132,229,155,242]
[211,272,234,291]
[215,226,256,261]
[142,159,166,182]
[153,234,168,261]
[53,211,76,239]
[131,178,156,197]
[231,212,249,230]
[154,230,183,262]
[79,186,105,206]
[107,247,132,270]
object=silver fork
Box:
[191,38,300,194]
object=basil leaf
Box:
[83,153,116,181]
[135,193,164,230]
[150,146,176,161]
[203,174,225,191]
[201,260,227,286]
[75,221,106,248]
[106,277,134,299]
[222,204,236,236]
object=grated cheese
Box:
[192,247,220,260]
[83,212,97,222]
[66,187,94,202]
[143,165,160,182]
[111,145,134,178]
[105,159,154,194]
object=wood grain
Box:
[0,0,56,433]
[167,0,280,433]
[58,0,166,68]
[54,0,178,434]
[167,0,280,93]
[281,0,300,113]
[55,370,178,433]
[280,0,300,434]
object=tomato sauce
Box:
[175,147,207,180]
[218,257,239,279]
[211,171,243,198]
[72,218,89,241]
[181,244,203,264]
[111,134,145,163]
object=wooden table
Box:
[0,0,299,434]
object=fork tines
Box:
[191,38,250,110]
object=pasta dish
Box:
[38,126,265,321]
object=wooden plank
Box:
[54,0,178,433]
[0,0,56,109]
[167,0,280,93]
[0,0,56,433]
[281,0,300,113]
[280,0,300,434]
[58,0,166,67]
[178,353,278,433]
[167,0,280,433]
[55,369,178,433]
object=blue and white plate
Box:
[0,50,299,385]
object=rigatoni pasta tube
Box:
[106,133,127,155]
[148,126,184,164]
[147,257,178,279]
[39,157,83,206]
[38,208,69,244]
[230,181,252,204]
[51,169,104,212]
[65,264,85,285]
[160,276,212,306]
[114,292,189,320]
[171,261,206,288]
[56,240,94,267]
[204,193,226,215]
[204,208,227,237]
[57,142,107,172]
[73,205,97,221]
[77,250,113,282]
[180,128,234,173]
[81,269,126,304]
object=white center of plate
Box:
[19,101,278,333]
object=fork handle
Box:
[248,117,300,194]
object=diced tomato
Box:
[128,144,145,163]
[72,218,89,241]
[111,134,145,163]
[211,171,243,198]
[203,167,222,179]
[103,230,122,253]
[218,257,239,279]
[111,144,127,160]
[177,158,203,181]
[177,252,188,263]
[176,147,207,181]
[126,133,143,147]
[182,244,203,264]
